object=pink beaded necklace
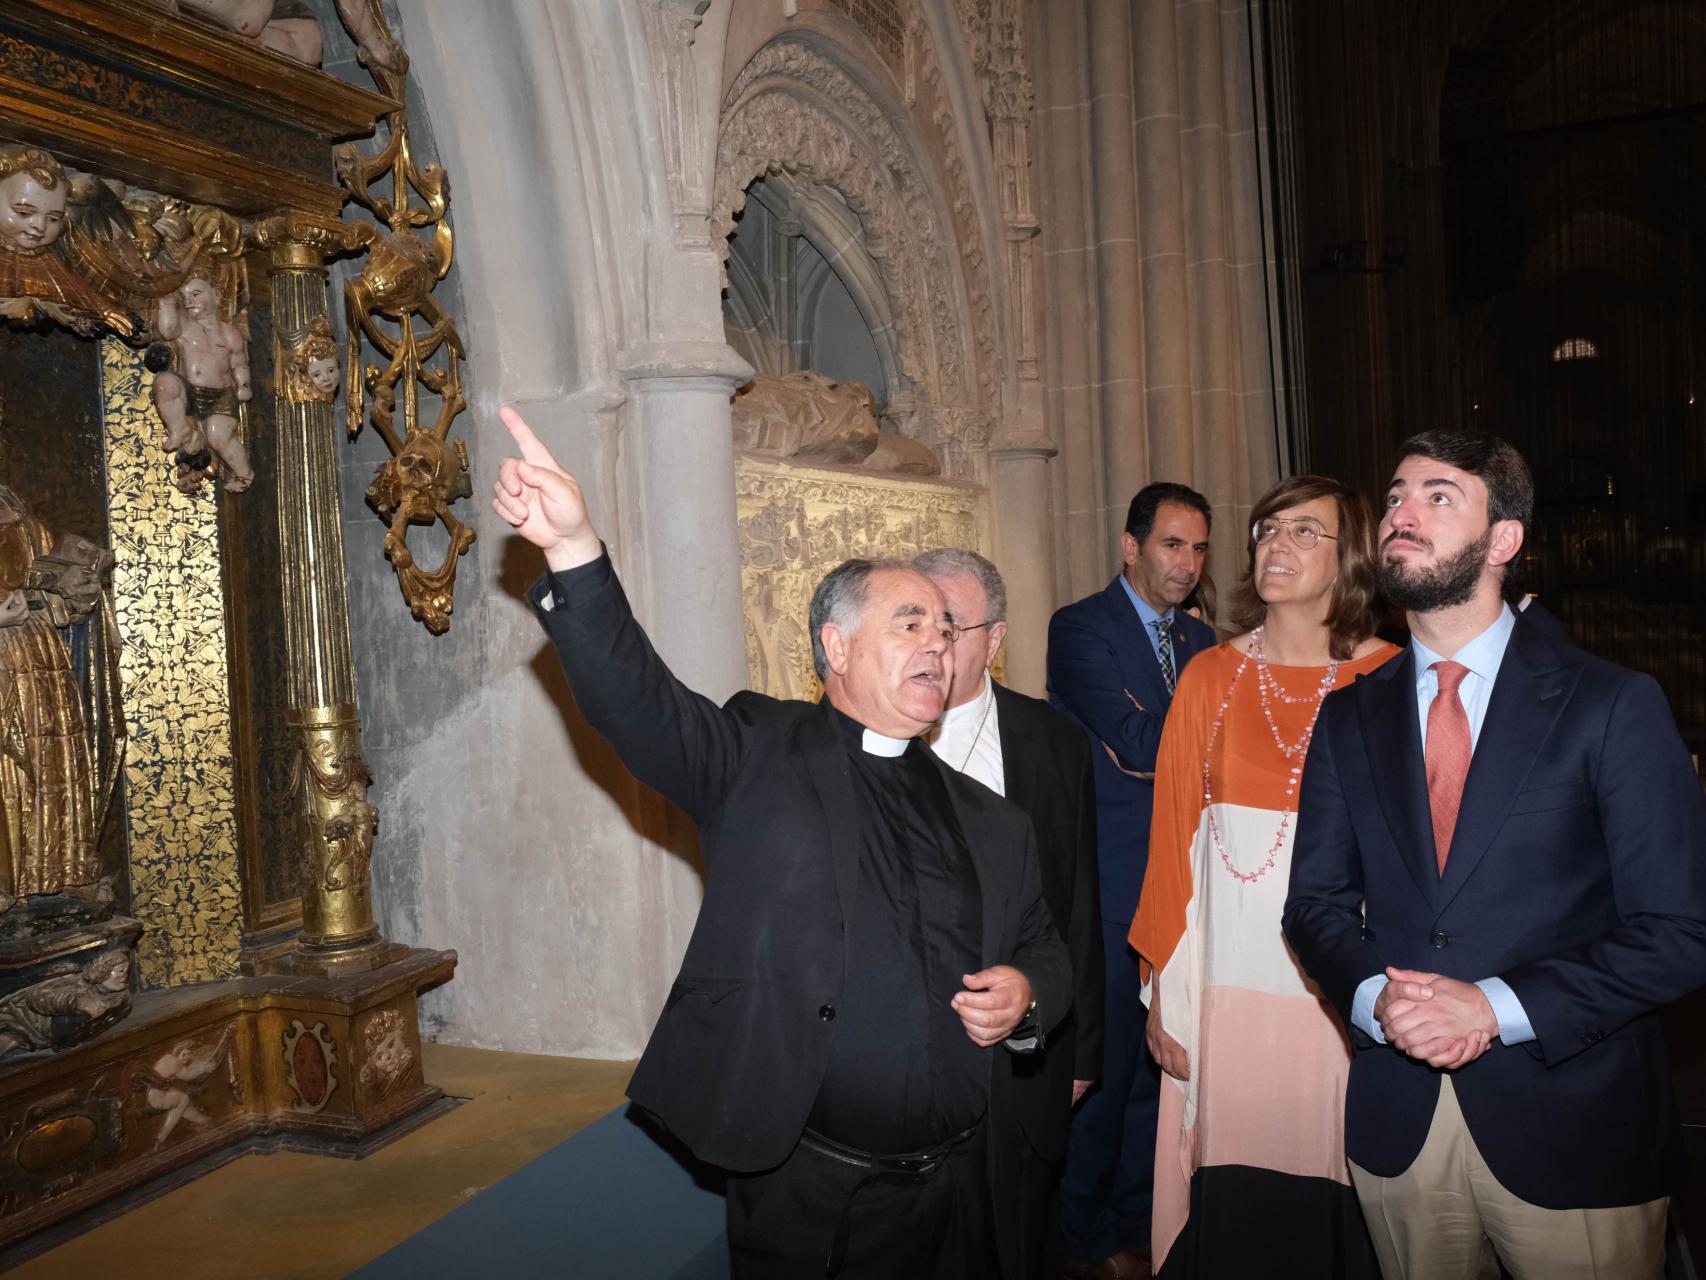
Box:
[1202,626,1341,884]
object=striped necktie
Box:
[1153,617,1175,694]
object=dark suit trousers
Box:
[1060,930,1159,1260]
[726,1126,990,1279]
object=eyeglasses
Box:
[1252,517,1339,550]
[949,620,994,643]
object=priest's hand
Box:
[492,405,603,572]
[1379,966,1496,1069]
[952,966,1032,1047]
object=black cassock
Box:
[728,708,994,1280]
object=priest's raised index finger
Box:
[499,405,556,468]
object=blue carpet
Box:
[351,1104,731,1280]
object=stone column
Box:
[255,213,392,972]
[1088,0,1147,537]
[986,0,1057,688]
[625,0,753,708]
[774,215,801,371]
[618,341,753,703]
[992,432,1058,696]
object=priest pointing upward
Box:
[493,407,1070,1280]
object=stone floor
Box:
[10,1044,634,1280]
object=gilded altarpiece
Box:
[0,0,457,1253]
[736,458,988,700]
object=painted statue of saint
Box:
[0,485,118,912]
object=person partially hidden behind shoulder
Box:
[492,407,1070,1280]
[1284,430,1706,1279]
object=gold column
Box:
[255,214,393,971]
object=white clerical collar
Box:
[938,671,993,733]
[861,728,910,757]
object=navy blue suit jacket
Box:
[1283,612,1706,1209]
[1047,577,1216,925]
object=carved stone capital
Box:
[620,340,755,388]
[990,432,1057,459]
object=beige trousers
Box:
[1348,1077,1668,1280]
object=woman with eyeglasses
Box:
[1129,475,1397,1278]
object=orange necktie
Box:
[1426,661,1472,875]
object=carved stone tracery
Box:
[911,15,1002,415]
[954,0,1036,121]
[643,0,717,243]
[950,0,1047,445]
[716,35,997,480]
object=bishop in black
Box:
[494,406,1071,1280]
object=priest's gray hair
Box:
[808,557,912,680]
[913,548,1007,624]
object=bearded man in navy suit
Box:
[1285,431,1706,1279]
[1048,484,1217,1278]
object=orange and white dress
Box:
[1130,640,1397,1277]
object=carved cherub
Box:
[139,1024,235,1147]
[153,273,254,493]
[0,147,133,337]
[145,344,212,495]
[145,0,407,74]
[280,315,341,404]
[359,1012,412,1099]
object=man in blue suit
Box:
[1285,431,1706,1278]
[1048,483,1216,1278]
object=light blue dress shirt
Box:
[1118,574,1172,667]
[1351,605,1536,1048]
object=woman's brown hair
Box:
[1229,474,1378,660]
